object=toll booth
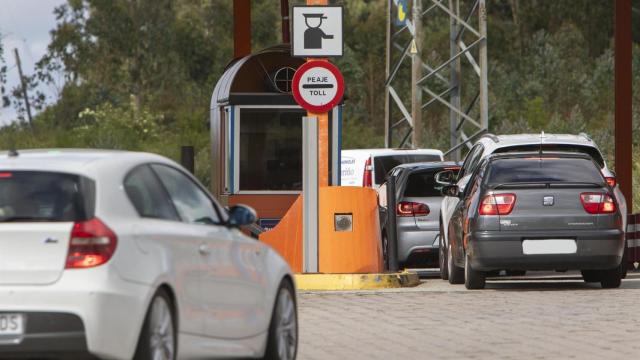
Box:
[210,45,342,229]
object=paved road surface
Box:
[298,271,640,360]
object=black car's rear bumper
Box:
[468,229,624,271]
[0,312,96,359]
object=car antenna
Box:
[8,147,19,157]
[538,131,545,156]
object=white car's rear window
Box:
[0,171,94,222]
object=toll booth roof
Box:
[211,45,305,107]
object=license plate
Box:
[0,314,24,336]
[522,239,577,255]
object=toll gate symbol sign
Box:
[293,6,343,57]
[303,13,334,49]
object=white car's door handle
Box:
[198,244,211,255]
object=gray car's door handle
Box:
[198,244,211,255]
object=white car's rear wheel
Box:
[264,281,298,360]
[135,289,176,360]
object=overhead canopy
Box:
[211,45,305,107]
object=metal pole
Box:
[478,0,489,131]
[180,146,195,174]
[307,0,330,187]
[614,0,633,212]
[303,117,319,273]
[233,0,251,59]
[449,0,461,160]
[411,0,423,148]
[13,48,34,129]
[385,0,393,148]
[280,0,290,43]
[386,174,399,271]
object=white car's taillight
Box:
[66,218,118,269]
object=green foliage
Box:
[74,98,161,149]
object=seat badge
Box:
[543,196,554,206]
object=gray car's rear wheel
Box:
[464,254,486,290]
[581,270,600,283]
[506,270,526,277]
[599,259,623,289]
[600,268,622,288]
[447,242,464,284]
[263,280,298,360]
[134,289,176,360]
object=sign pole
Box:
[305,0,329,273]
[303,117,319,273]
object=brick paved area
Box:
[298,271,640,360]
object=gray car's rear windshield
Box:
[375,154,441,184]
[0,171,94,222]
[485,158,604,185]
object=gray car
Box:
[444,152,625,289]
[379,162,461,267]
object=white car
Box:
[341,148,444,189]
[0,149,297,360]
[438,133,628,281]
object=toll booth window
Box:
[239,108,304,191]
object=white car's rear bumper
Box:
[0,266,152,360]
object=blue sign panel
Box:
[395,0,408,27]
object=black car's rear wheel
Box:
[447,242,464,284]
[382,232,389,271]
[439,234,448,280]
[464,254,486,290]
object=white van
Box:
[341,148,444,188]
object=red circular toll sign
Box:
[292,61,345,113]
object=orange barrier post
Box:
[259,187,383,274]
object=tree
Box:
[0,34,9,108]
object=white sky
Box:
[0,0,65,125]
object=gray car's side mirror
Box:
[435,170,455,185]
[227,205,258,228]
[442,185,460,197]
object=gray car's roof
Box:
[483,133,596,148]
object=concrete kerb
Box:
[294,271,421,291]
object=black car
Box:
[378,162,460,268]
[443,152,625,289]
